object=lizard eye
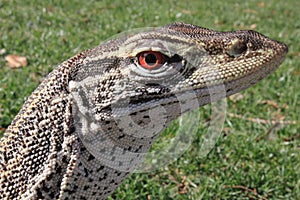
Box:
[137,51,167,70]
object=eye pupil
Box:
[145,53,157,66]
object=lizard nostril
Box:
[228,39,248,57]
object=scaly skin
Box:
[0,22,287,199]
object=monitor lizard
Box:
[0,22,288,199]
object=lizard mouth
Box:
[98,86,216,120]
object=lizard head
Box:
[71,22,288,120]
[69,22,288,171]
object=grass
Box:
[0,0,299,199]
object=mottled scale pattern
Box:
[0,22,287,199]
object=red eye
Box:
[137,51,166,70]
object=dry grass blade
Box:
[228,113,296,125]
[5,54,28,69]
